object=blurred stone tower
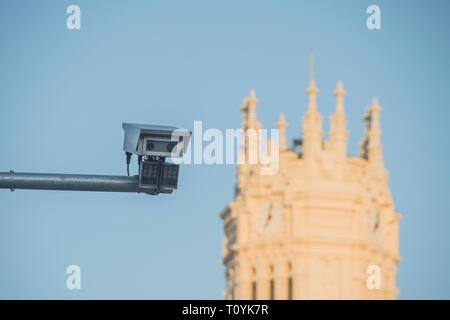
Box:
[220,72,401,299]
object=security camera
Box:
[0,122,190,196]
[122,123,191,158]
[122,123,191,194]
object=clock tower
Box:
[220,78,401,300]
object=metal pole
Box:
[0,171,144,193]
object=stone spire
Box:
[240,97,248,131]
[359,106,371,159]
[368,98,384,169]
[237,92,255,196]
[238,89,261,166]
[277,113,288,151]
[334,81,346,115]
[247,89,259,130]
[329,81,348,159]
[306,49,319,112]
[306,79,319,112]
[302,77,322,160]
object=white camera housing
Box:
[122,123,191,158]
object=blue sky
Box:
[0,0,449,299]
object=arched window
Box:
[287,262,293,300]
[269,264,275,300]
[252,281,257,300]
[270,279,275,300]
[288,276,293,300]
[251,266,257,300]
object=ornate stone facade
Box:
[221,78,401,300]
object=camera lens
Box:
[167,143,176,152]
[146,141,154,151]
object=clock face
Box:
[368,208,382,241]
[254,201,285,235]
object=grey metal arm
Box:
[0,171,150,194]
